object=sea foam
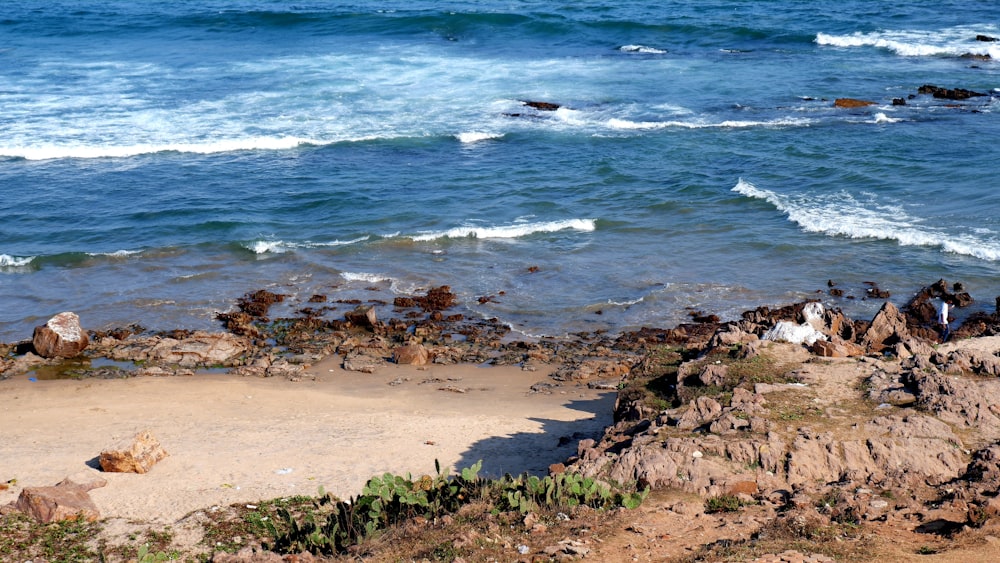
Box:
[607,117,813,130]
[2,137,316,161]
[816,26,1000,58]
[733,178,1000,261]
[0,254,35,268]
[246,236,370,254]
[455,132,504,143]
[618,45,667,54]
[409,219,596,242]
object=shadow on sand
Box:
[453,393,616,478]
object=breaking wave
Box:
[732,178,1000,261]
[408,219,596,242]
[816,25,1000,58]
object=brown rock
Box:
[834,98,877,108]
[344,305,378,329]
[676,396,723,430]
[918,84,988,100]
[393,343,429,365]
[99,429,168,474]
[343,351,385,373]
[107,331,250,367]
[14,477,104,523]
[32,312,89,358]
[698,363,729,386]
[860,302,909,354]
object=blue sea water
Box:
[1,1,999,342]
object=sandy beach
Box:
[0,358,614,523]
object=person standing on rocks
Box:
[939,299,951,342]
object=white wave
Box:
[247,240,290,254]
[341,272,391,284]
[607,117,813,130]
[619,44,668,54]
[872,112,902,124]
[607,297,645,307]
[455,131,503,144]
[0,254,35,267]
[87,249,142,258]
[733,178,1000,261]
[409,218,596,242]
[245,236,370,255]
[2,136,317,161]
[816,25,1000,58]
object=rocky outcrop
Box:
[14,472,107,523]
[859,302,908,354]
[345,305,379,330]
[105,331,250,367]
[917,84,988,100]
[834,98,876,108]
[32,312,89,358]
[343,351,385,373]
[99,430,169,474]
[393,343,430,365]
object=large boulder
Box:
[99,430,168,474]
[32,312,89,358]
[860,302,909,354]
[14,472,106,523]
[393,343,429,366]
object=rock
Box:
[698,363,729,386]
[32,312,89,358]
[236,289,285,318]
[522,100,561,111]
[345,305,378,329]
[812,339,863,357]
[414,286,458,311]
[14,481,101,523]
[393,343,429,365]
[834,98,876,108]
[108,331,249,367]
[676,396,723,430]
[917,84,988,100]
[860,302,908,354]
[343,351,385,373]
[976,35,997,42]
[99,430,169,474]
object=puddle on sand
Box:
[30,357,138,381]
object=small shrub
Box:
[705,494,746,514]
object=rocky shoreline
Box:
[5,279,1000,560]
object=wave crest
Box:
[0,254,35,268]
[409,219,596,242]
[816,26,1000,58]
[732,178,1000,261]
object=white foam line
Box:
[733,178,1000,261]
[408,219,596,242]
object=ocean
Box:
[2,1,998,343]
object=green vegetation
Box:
[0,512,102,563]
[264,460,646,556]
[704,494,752,514]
